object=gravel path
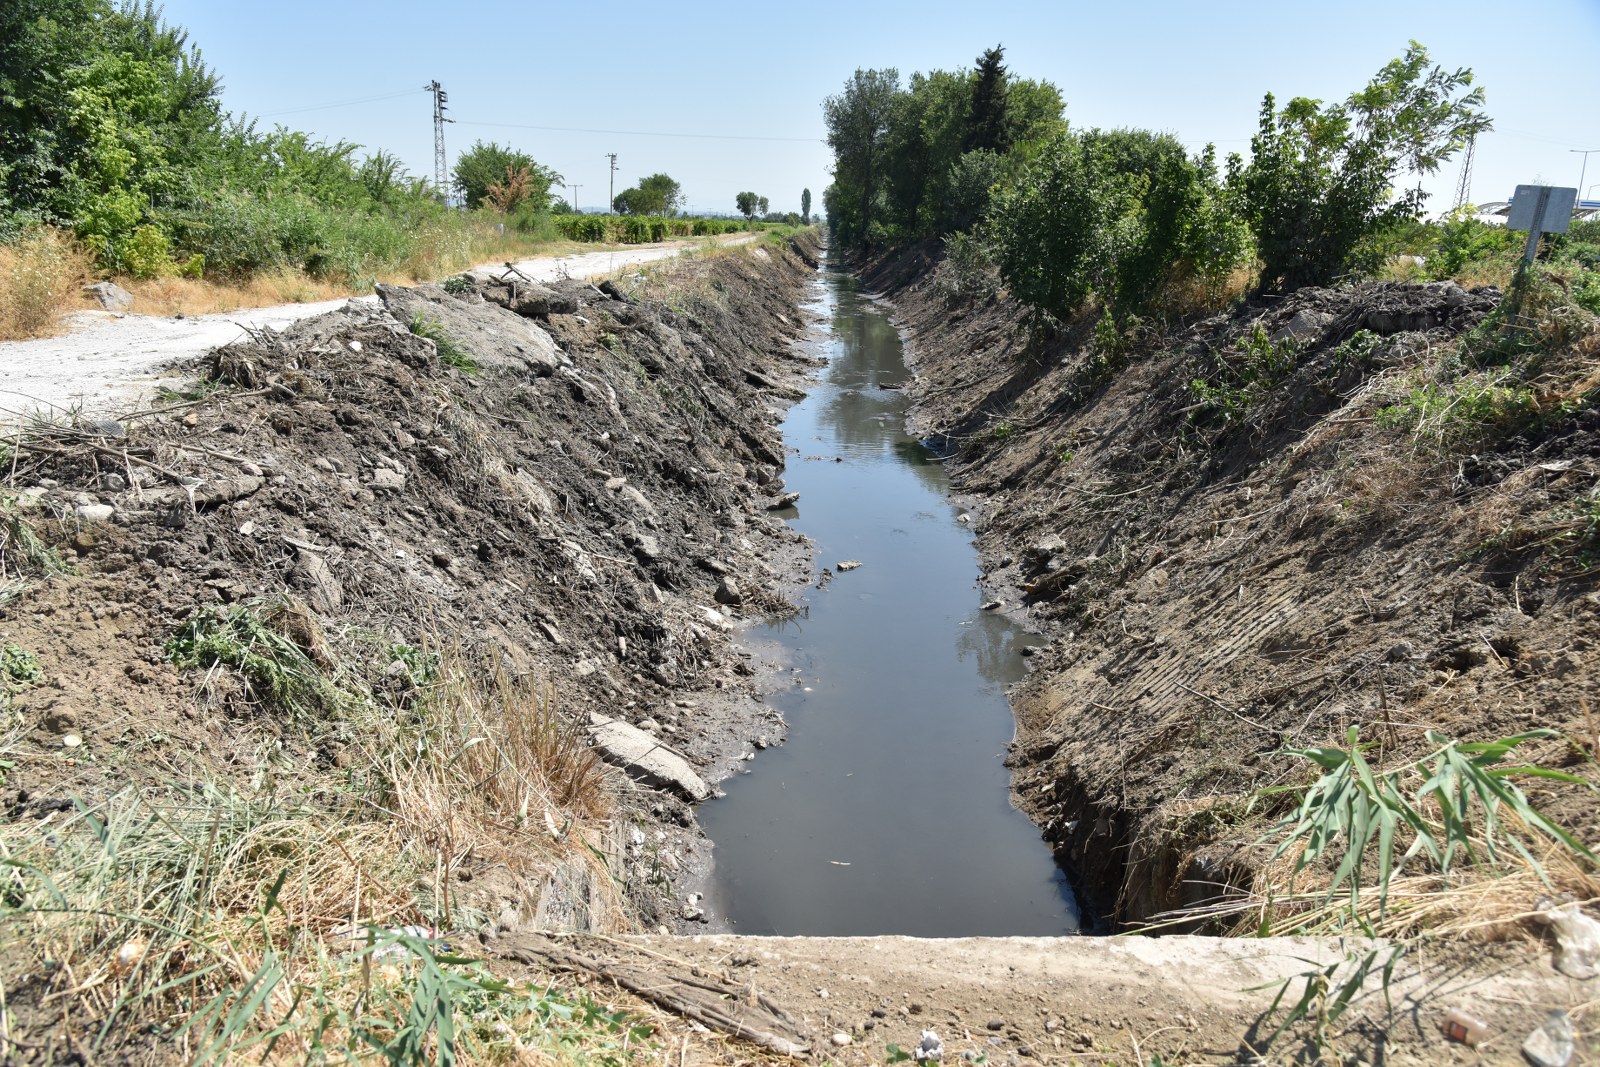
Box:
[0,235,755,422]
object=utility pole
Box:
[1452,133,1476,211]
[570,184,581,214]
[607,153,618,211]
[424,81,453,202]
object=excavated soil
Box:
[0,235,823,949]
[864,250,1600,932]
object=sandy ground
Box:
[494,931,1583,1065]
[0,235,755,422]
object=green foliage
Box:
[613,173,682,217]
[164,601,348,720]
[965,45,1010,154]
[1187,324,1301,427]
[1231,42,1490,291]
[989,128,1244,324]
[1374,374,1536,442]
[1264,727,1593,919]
[1428,208,1518,280]
[823,67,902,247]
[453,141,560,212]
[735,191,760,220]
[407,313,478,373]
[800,187,811,224]
[0,644,41,689]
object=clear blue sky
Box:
[160,0,1599,216]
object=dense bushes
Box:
[827,41,1491,329]
[550,214,753,244]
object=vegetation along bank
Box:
[826,34,1600,1004]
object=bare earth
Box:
[0,235,754,420]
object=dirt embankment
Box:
[863,249,1600,928]
[1,235,821,939]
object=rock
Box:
[714,576,744,606]
[986,1020,1005,1032]
[480,279,577,318]
[83,281,132,312]
[369,467,406,492]
[1522,1010,1574,1067]
[74,503,114,522]
[837,560,863,571]
[62,733,82,749]
[957,512,972,525]
[1270,308,1332,344]
[914,1030,943,1062]
[81,418,126,438]
[376,283,563,377]
[587,713,711,801]
[291,550,343,612]
[767,492,801,510]
[981,600,1002,611]
[830,1033,852,1048]
[639,718,661,733]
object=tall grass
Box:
[0,229,92,340]
[0,604,620,1062]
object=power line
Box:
[457,119,822,144]
[256,88,422,118]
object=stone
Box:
[837,559,862,571]
[587,713,711,801]
[81,418,126,438]
[767,492,801,510]
[291,550,343,612]
[83,281,132,312]
[1522,1011,1574,1067]
[714,576,744,606]
[97,473,126,492]
[982,600,1002,611]
[369,468,406,492]
[831,1033,852,1048]
[1271,308,1332,344]
[376,283,564,377]
[74,503,114,522]
[986,1020,1005,1032]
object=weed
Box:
[1188,323,1301,428]
[0,645,41,690]
[164,600,350,721]
[440,274,473,295]
[989,422,1015,441]
[1374,374,1535,443]
[407,313,480,374]
[0,499,72,580]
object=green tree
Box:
[614,173,681,216]
[453,141,560,211]
[1231,41,1490,291]
[822,67,900,247]
[736,191,759,219]
[965,44,1009,154]
[800,187,811,224]
[757,195,769,216]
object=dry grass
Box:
[0,229,93,340]
[0,628,630,1064]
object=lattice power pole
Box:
[425,80,453,202]
[1452,133,1477,211]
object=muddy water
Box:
[699,264,1079,936]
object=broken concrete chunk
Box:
[714,576,744,606]
[587,713,710,801]
[83,281,132,312]
[767,492,800,510]
[836,559,862,572]
[369,467,406,492]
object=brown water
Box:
[698,261,1079,936]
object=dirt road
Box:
[0,234,755,421]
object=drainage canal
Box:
[699,258,1080,936]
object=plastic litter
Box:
[1536,899,1600,979]
[1439,1008,1491,1047]
[914,1029,944,1063]
[1521,1010,1574,1067]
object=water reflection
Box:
[699,268,1079,937]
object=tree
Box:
[800,187,811,224]
[965,45,1009,154]
[822,67,900,247]
[736,191,759,219]
[758,195,769,216]
[454,141,561,211]
[614,172,682,215]
[1231,42,1490,291]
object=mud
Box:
[863,251,1600,929]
